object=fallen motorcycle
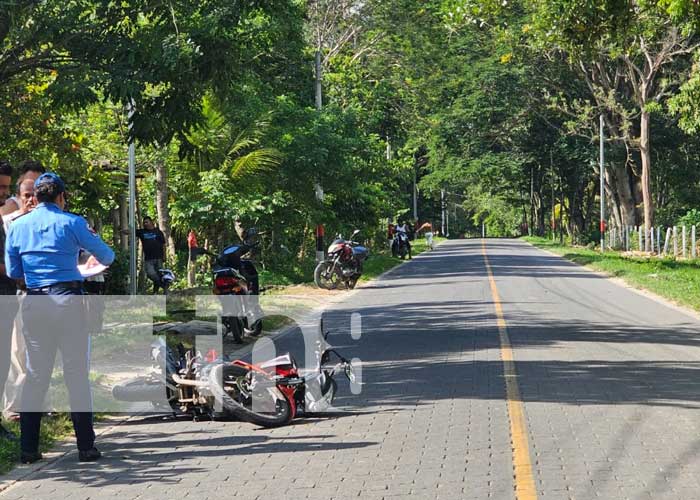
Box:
[112,320,356,428]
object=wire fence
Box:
[607,225,699,259]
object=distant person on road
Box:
[136,216,166,294]
[393,220,412,258]
[418,222,434,250]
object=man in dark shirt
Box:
[136,216,166,294]
[0,160,18,441]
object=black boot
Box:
[20,451,42,464]
[78,447,102,462]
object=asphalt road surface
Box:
[1,239,699,500]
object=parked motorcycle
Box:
[158,268,176,295]
[198,230,263,343]
[391,231,411,260]
[314,230,369,290]
[112,319,356,428]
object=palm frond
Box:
[229,148,282,180]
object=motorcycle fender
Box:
[277,385,298,419]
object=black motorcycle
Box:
[392,231,412,260]
[197,230,263,343]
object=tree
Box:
[524,0,700,247]
[1,0,305,144]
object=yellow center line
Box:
[482,239,538,500]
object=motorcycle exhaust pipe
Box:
[171,373,209,388]
[112,382,167,402]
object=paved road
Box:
[1,239,699,499]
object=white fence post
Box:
[650,228,655,254]
[693,225,697,259]
[673,226,678,257]
[683,226,687,259]
[638,226,642,252]
[664,228,672,256]
[657,227,661,255]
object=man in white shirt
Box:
[2,177,36,421]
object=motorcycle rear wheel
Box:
[209,365,293,428]
[222,316,244,343]
[314,262,341,290]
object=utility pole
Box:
[559,172,564,245]
[314,49,324,263]
[530,165,534,237]
[441,189,445,236]
[600,114,605,252]
[413,168,418,221]
[127,101,137,295]
[445,194,449,238]
[550,152,555,241]
[315,50,323,111]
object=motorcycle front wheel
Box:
[314,261,341,290]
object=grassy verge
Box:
[0,415,75,475]
[523,236,700,312]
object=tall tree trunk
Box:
[155,160,176,260]
[111,208,121,248]
[119,193,129,252]
[640,109,654,250]
[607,162,638,228]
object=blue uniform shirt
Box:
[5,203,115,288]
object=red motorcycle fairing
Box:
[231,354,301,419]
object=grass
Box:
[524,236,700,312]
[0,415,75,475]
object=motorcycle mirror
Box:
[241,227,261,247]
[345,363,356,384]
[352,229,360,237]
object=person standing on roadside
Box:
[1,177,37,422]
[136,216,166,294]
[5,173,114,464]
[0,160,19,441]
[0,160,44,217]
[3,178,37,230]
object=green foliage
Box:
[105,248,130,295]
[677,209,700,227]
[0,0,306,144]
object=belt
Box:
[28,280,84,293]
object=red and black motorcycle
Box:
[314,229,369,290]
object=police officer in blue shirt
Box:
[5,173,115,464]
